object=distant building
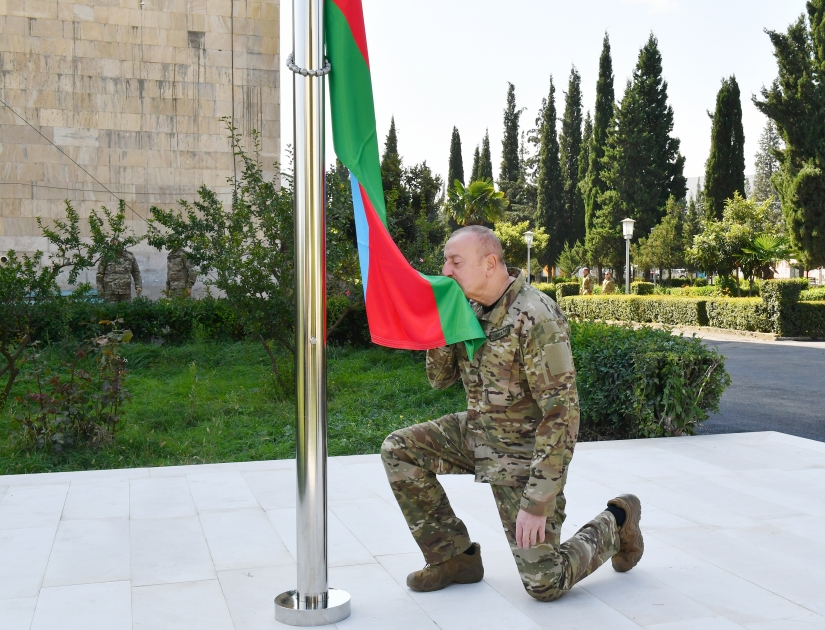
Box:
[775,260,824,285]
[0,0,280,297]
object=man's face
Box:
[442,234,494,302]
[583,269,590,277]
[605,273,611,280]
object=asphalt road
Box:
[697,340,825,442]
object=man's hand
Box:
[515,509,547,549]
[136,287,142,295]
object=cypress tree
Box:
[381,117,403,195]
[704,76,746,219]
[500,83,522,185]
[579,111,592,185]
[478,131,494,182]
[582,33,615,266]
[447,127,464,187]
[601,34,687,242]
[471,146,481,182]
[754,1,825,266]
[752,120,781,204]
[560,66,584,245]
[535,77,564,268]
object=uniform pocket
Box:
[542,342,574,377]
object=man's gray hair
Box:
[449,226,505,266]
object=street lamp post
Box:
[524,230,534,285]
[621,218,635,295]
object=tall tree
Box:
[560,66,585,245]
[581,33,615,272]
[500,83,522,185]
[579,111,593,185]
[752,119,782,205]
[478,131,494,182]
[754,1,825,267]
[704,76,746,219]
[470,146,480,182]
[534,77,564,268]
[381,117,403,196]
[600,34,687,246]
[448,126,464,187]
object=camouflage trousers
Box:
[381,413,620,601]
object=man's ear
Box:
[485,254,497,275]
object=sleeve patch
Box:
[543,343,574,376]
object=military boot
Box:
[608,494,643,572]
[406,543,484,592]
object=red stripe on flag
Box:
[329,0,370,68]
[360,185,447,349]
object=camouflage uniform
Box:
[166,249,197,297]
[382,270,620,601]
[580,274,593,295]
[96,250,142,303]
[602,278,616,295]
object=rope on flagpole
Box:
[286,53,331,77]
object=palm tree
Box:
[446,179,508,226]
[738,234,790,295]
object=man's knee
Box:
[523,582,565,602]
[380,430,410,465]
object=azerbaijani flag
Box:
[325,0,486,359]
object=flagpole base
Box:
[275,589,351,626]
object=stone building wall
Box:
[0,0,280,294]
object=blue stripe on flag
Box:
[349,172,370,298]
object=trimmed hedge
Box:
[533,283,557,302]
[631,281,655,295]
[800,287,825,301]
[560,295,707,327]
[557,282,581,298]
[705,298,769,332]
[560,280,825,338]
[30,295,371,346]
[571,322,729,439]
[797,302,825,338]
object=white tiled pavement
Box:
[1,431,824,629]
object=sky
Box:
[280,0,804,188]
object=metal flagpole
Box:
[274,0,350,625]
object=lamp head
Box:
[621,218,635,240]
[523,230,534,247]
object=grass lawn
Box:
[0,342,465,475]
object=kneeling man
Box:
[381,226,643,600]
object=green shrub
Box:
[800,287,825,301]
[670,285,721,297]
[560,295,708,326]
[14,325,132,452]
[30,295,370,346]
[550,276,575,285]
[796,301,825,338]
[761,279,809,336]
[533,283,557,302]
[705,298,770,332]
[557,282,581,298]
[571,322,729,439]
[631,281,654,295]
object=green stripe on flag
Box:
[326,1,386,225]
[426,274,486,359]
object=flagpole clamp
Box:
[286,53,331,77]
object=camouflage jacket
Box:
[166,250,197,292]
[580,275,593,295]
[96,250,142,296]
[426,270,580,517]
[602,278,615,294]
